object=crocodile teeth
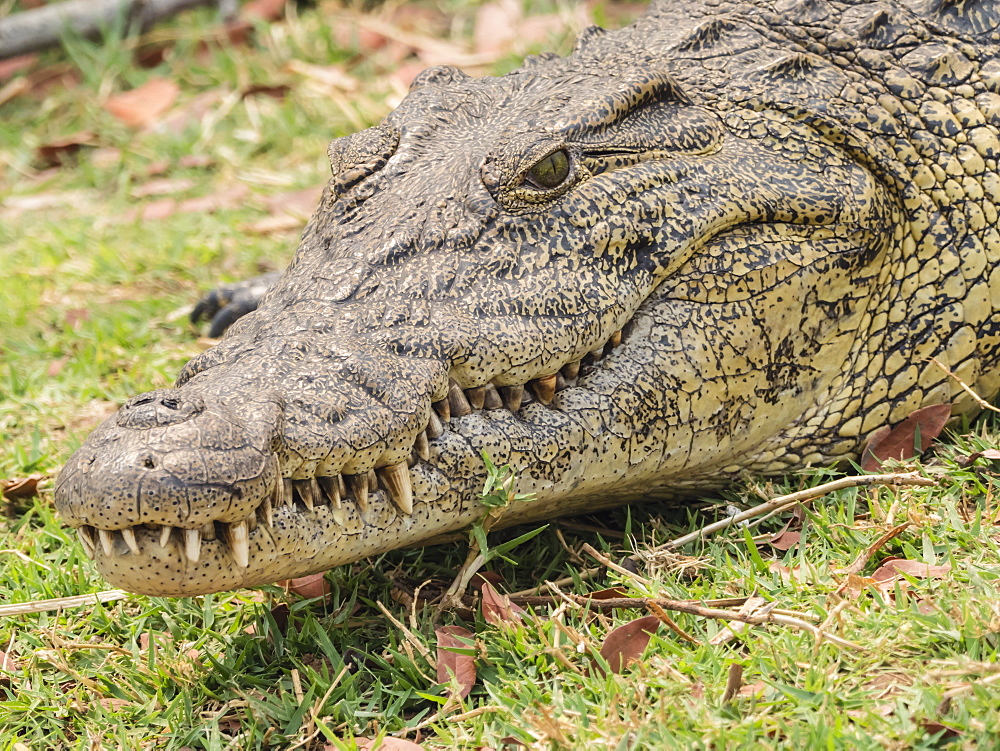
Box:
[121,527,140,555]
[368,470,378,492]
[259,494,274,527]
[532,374,557,405]
[610,329,622,347]
[294,479,315,511]
[273,475,286,506]
[561,360,581,381]
[482,383,504,410]
[318,475,341,508]
[224,521,250,568]
[184,528,202,563]
[200,522,217,541]
[499,384,524,412]
[433,397,451,422]
[427,411,444,438]
[159,525,172,548]
[378,463,413,515]
[555,373,568,392]
[283,479,294,507]
[465,386,486,410]
[98,528,115,556]
[347,474,369,510]
[448,381,473,417]
[77,527,95,556]
[415,431,430,461]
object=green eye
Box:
[525,149,570,189]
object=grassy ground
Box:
[3,1,1000,748]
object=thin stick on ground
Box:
[510,472,936,597]
[929,356,1000,414]
[561,594,863,651]
[0,589,127,617]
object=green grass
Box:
[3,2,1000,748]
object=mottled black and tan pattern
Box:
[57,0,1000,595]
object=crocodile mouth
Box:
[69,324,627,574]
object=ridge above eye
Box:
[523,148,570,190]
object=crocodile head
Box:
[55,49,897,595]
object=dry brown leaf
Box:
[871,558,952,582]
[244,0,286,22]
[46,356,69,378]
[841,573,877,600]
[767,529,801,551]
[0,54,38,82]
[919,721,962,740]
[480,581,524,626]
[2,474,44,499]
[474,0,522,56]
[157,89,228,134]
[124,184,250,223]
[435,625,476,698]
[0,649,20,684]
[242,83,291,100]
[36,131,96,168]
[586,587,629,600]
[281,573,331,600]
[963,448,1000,464]
[860,404,952,472]
[597,614,660,675]
[98,698,131,712]
[354,738,424,750]
[131,178,198,199]
[105,78,180,128]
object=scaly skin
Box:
[56,0,1000,595]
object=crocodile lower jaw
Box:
[70,326,626,589]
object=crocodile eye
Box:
[524,149,570,189]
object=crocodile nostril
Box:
[142,456,155,469]
[160,397,180,410]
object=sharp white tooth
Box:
[368,470,378,493]
[159,525,172,548]
[200,522,217,541]
[415,431,430,461]
[225,521,250,568]
[347,474,368,510]
[77,528,95,556]
[427,410,444,438]
[378,463,413,515]
[465,386,486,410]
[318,475,341,508]
[433,397,451,422]
[483,383,504,410]
[283,478,294,507]
[121,527,140,555]
[184,528,202,563]
[259,495,274,527]
[294,479,315,511]
[98,528,115,556]
[499,384,524,412]
[448,381,473,417]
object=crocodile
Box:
[55,0,1000,596]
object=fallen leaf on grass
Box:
[480,581,524,626]
[586,587,628,600]
[960,448,1000,465]
[0,649,20,684]
[36,131,96,167]
[105,78,180,128]
[871,558,951,582]
[919,721,962,741]
[435,625,476,698]
[243,0,286,22]
[131,177,198,198]
[767,529,801,551]
[353,738,424,750]
[280,573,331,600]
[241,83,291,100]
[2,475,43,499]
[244,185,323,234]
[0,54,38,82]
[122,184,250,223]
[860,404,951,472]
[597,614,660,675]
